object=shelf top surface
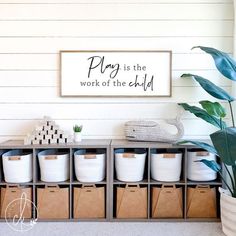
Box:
[111,139,211,148]
[0,139,211,149]
[0,139,111,148]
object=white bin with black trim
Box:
[115,149,147,182]
[2,150,33,183]
[151,151,182,182]
[74,149,106,182]
[38,149,69,182]
[187,150,217,181]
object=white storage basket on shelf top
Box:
[74,149,106,182]
[2,150,33,183]
[187,150,217,181]
[151,151,182,182]
[38,149,69,182]
[115,149,147,182]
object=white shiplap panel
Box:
[0,37,232,53]
[0,4,233,20]
[0,54,58,70]
[0,0,232,3]
[173,54,217,70]
[0,103,181,119]
[0,87,231,103]
[0,119,219,136]
[0,53,223,70]
[0,21,233,37]
[0,70,232,87]
[0,103,229,119]
[0,71,57,87]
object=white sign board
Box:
[60,51,172,97]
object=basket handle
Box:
[82,184,96,192]
[8,156,21,161]
[6,184,20,192]
[82,184,96,188]
[44,155,58,160]
[45,185,60,192]
[196,185,210,189]
[196,185,210,193]
[6,184,20,188]
[125,184,140,189]
[163,153,176,158]
[122,153,135,158]
[161,184,176,189]
[196,151,210,156]
[84,154,97,159]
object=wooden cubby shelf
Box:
[0,139,221,222]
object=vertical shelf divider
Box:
[69,147,73,220]
[184,147,188,220]
[32,147,36,219]
[147,147,151,219]
[107,142,111,221]
[110,144,114,221]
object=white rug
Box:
[0,222,225,236]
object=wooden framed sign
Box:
[60,50,172,97]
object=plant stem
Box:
[219,171,234,197]
[220,118,222,130]
[229,101,235,127]
[232,166,236,197]
[223,163,235,192]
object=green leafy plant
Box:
[73,125,83,133]
[178,46,236,197]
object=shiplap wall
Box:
[0,0,233,141]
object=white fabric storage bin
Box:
[115,149,147,182]
[38,149,69,182]
[151,152,182,182]
[2,150,33,183]
[74,149,106,182]
[187,150,217,181]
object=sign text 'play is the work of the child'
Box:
[60,51,172,97]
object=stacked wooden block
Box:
[24,116,73,145]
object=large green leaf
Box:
[199,100,226,118]
[210,127,236,166]
[196,159,221,172]
[177,140,218,155]
[192,46,236,82]
[181,74,235,102]
[178,103,226,129]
